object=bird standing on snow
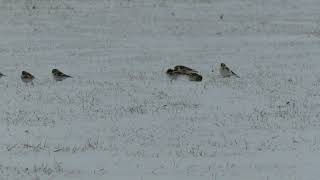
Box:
[166,66,202,82]
[21,71,35,84]
[52,69,72,81]
[219,63,240,78]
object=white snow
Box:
[1,0,320,179]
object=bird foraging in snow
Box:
[219,63,240,78]
[166,66,202,82]
[52,69,72,81]
[21,71,35,84]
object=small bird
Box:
[187,73,203,81]
[219,63,240,78]
[52,69,72,81]
[174,65,198,74]
[167,68,202,82]
[21,71,35,84]
[0,72,5,78]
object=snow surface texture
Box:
[0,0,320,179]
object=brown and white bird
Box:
[219,63,240,78]
[52,69,72,81]
[21,71,35,84]
[167,68,203,82]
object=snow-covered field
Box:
[1,0,320,179]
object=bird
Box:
[0,72,5,78]
[173,65,198,74]
[167,68,203,82]
[52,69,72,81]
[187,73,203,81]
[219,63,240,78]
[21,71,35,84]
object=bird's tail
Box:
[232,71,240,78]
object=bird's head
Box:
[166,68,174,74]
[52,69,59,74]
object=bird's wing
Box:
[56,71,70,77]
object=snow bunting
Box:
[167,68,202,82]
[174,65,198,74]
[187,73,203,81]
[52,69,72,81]
[219,63,240,78]
[21,71,35,84]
